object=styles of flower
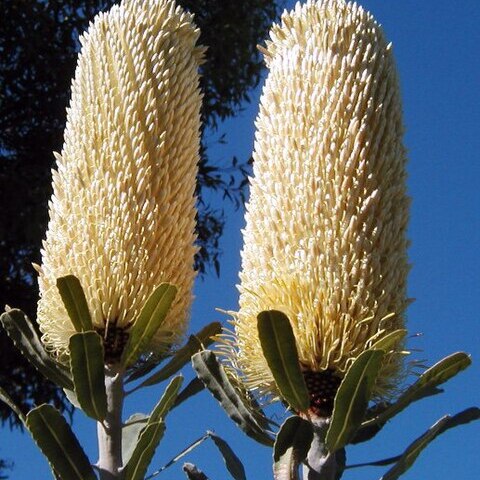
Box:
[36,0,205,360]
[222,0,410,410]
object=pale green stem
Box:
[97,366,125,480]
[302,418,338,480]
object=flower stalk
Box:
[97,368,125,480]
[301,418,337,480]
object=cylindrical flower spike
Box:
[37,0,204,361]
[222,0,410,415]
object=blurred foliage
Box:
[0,0,283,428]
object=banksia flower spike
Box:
[36,0,204,361]
[223,0,410,415]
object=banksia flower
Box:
[222,0,410,414]
[36,0,204,360]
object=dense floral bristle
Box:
[220,0,410,401]
[37,0,203,359]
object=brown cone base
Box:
[303,369,342,417]
[96,326,129,364]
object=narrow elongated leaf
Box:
[183,463,209,480]
[126,354,168,384]
[326,349,384,452]
[122,413,149,465]
[273,416,313,480]
[132,322,222,388]
[26,404,96,480]
[257,310,309,413]
[124,421,166,480]
[124,377,182,478]
[150,375,183,422]
[0,385,25,423]
[173,377,205,408]
[57,275,93,332]
[362,352,471,430]
[381,408,480,480]
[209,432,246,480]
[345,455,402,469]
[335,448,347,480]
[122,283,177,367]
[64,389,81,409]
[349,402,392,444]
[192,350,273,446]
[69,331,107,420]
[370,330,407,351]
[145,434,210,478]
[0,309,73,390]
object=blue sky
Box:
[2,0,479,479]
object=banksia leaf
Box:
[124,421,166,480]
[173,377,205,408]
[208,432,247,480]
[121,283,177,367]
[149,375,183,422]
[380,408,480,480]
[69,331,107,421]
[220,0,410,416]
[56,275,93,333]
[273,416,314,480]
[0,309,73,390]
[192,350,274,446]
[129,321,222,387]
[26,404,96,480]
[360,352,471,430]
[36,0,204,362]
[0,385,26,424]
[183,463,209,480]
[257,310,309,412]
[326,349,384,452]
[122,413,149,465]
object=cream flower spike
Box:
[37,0,204,360]
[221,0,410,413]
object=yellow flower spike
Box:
[37,0,204,361]
[221,0,410,415]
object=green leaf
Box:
[69,331,107,420]
[150,375,183,422]
[362,352,471,430]
[326,349,384,453]
[56,275,93,332]
[123,421,166,480]
[257,310,309,413]
[145,434,210,478]
[381,407,480,480]
[370,330,407,351]
[173,377,205,409]
[273,416,313,480]
[208,432,246,480]
[192,350,274,446]
[0,384,26,423]
[122,283,177,367]
[125,354,167,385]
[124,376,182,479]
[335,448,347,480]
[349,402,393,444]
[122,413,149,465]
[132,321,222,389]
[183,463,209,480]
[64,389,81,409]
[345,455,402,469]
[0,309,73,390]
[26,404,96,480]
